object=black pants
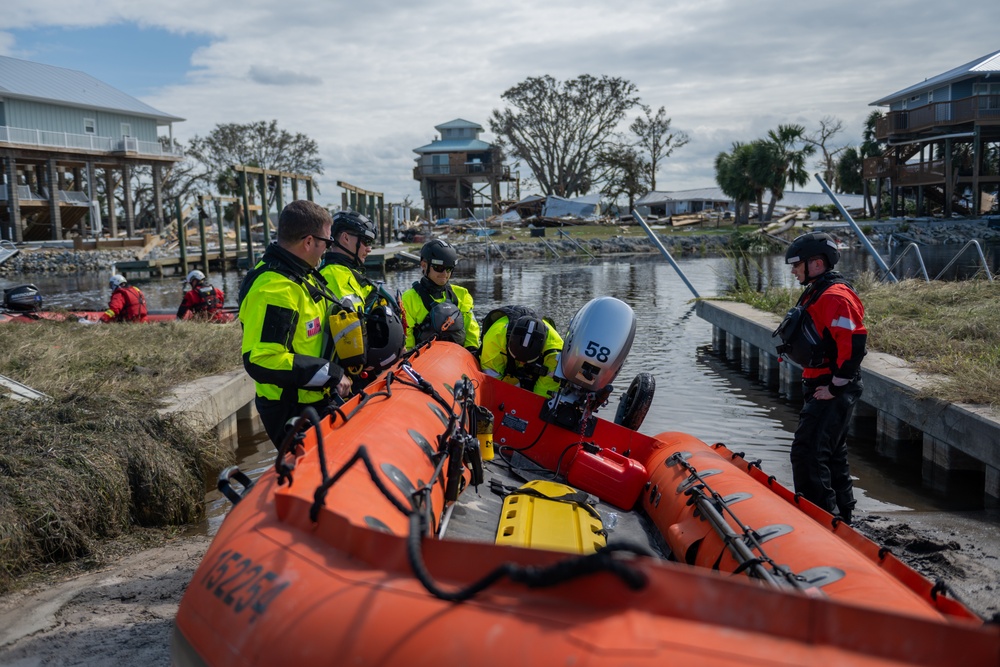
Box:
[790,377,862,521]
[256,396,332,449]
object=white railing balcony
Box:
[0,124,183,158]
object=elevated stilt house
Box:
[412,119,515,219]
[867,49,1000,218]
[0,55,183,242]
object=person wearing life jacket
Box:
[319,210,405,392]
[238,200,353,448]
[177,269,225,320]
[780,231,867,525]
[479,306,564,398]
[401,239,480,352]
[101,274,148,323]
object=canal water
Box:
[4,242,998,537]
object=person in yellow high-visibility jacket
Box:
[320,210,404,392]
[479,307,563,398]
[402,239,480,351]
[238,200,352,447]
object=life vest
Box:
[772,272,854,368]
[411,281,466,345]
[479,305,555,389]
[116,286,148,322]
[194,285,220,312]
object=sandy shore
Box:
[0,511,997,666]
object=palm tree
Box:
[715,142,776,224]
[764,124,815,220]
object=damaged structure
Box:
[412,119,516,220]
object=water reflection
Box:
[5,242,997,534]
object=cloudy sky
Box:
[2,0,998,208]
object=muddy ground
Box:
[0,513,997,666]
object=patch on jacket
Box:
[306,317,321,337]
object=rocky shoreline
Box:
[1,220,998,276]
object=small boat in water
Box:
[1,283,236,323]
[172,297,1000,667]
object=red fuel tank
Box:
[566,445,648,510]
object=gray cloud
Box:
[247,65,322,86]
[5,0,999,206]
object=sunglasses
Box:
[349,234,374,247]
[430,265,454,274]
[303,234,336,249]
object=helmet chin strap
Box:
[332,236,363,268]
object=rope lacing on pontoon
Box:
[282,358,650,602]
[666,452,811,592]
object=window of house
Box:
[120,123,131,137]
[928,91,934,103]
[84,118,96,134]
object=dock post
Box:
[711,325,726,355]
[198,210,209,272]
[922,434,984,498]
[986,466,1000,509]
[758,350,779,389]
[724,332,741,364]
[876,412,921,466]
[778,361,802,402]
[175,196,188,276]
[258,173,271,246]
[741,340,759,378]
[215,200,226,265]
[239,172,255,266]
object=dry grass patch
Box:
[726,275,1000,406]
[0,320,242,593]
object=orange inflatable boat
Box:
[172,299,1000,667]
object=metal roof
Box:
[413,138,493,154]
[636,187,865,210]
[636,187,733,206]
[0,55,184,123]
[870,48,1000,107]
[435,118,483,131]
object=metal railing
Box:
[0,125,182,157]
[876,95,1000,138]
[414,164,511,179]
[885,242,930,281]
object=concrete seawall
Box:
[158,367,262,450]
[696,299,1000,507]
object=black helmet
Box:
[421,301,466,345]
[332,211,377,244]
[364,306,405,373]
[785,232,840,269]
[420,239,458,271]
[507,315,548,364]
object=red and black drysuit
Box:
[101,286,149,323]
[177,284,225,319]
[784,271,867,523]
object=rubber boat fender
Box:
[494,480,606,554]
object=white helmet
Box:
[109,274,127,290]
[187,269,206,284]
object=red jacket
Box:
[102,286,148,323]
[177,285,225,319]
[802,281,867,381]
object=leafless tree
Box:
[804,116,847,187]
[630,105,689,191]
[490,75,641,197]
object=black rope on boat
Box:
[405,511,649,602]
[878,546,891,560]
[793,492,804,504]
[747,460,762,470]
[766,475,776,485]
[309,445,414,522]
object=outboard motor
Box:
[3,284,43,312]
[540,297,636,436]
